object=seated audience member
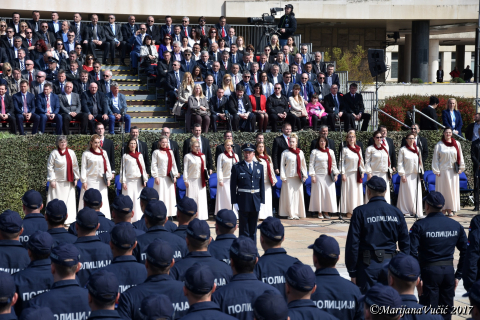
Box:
[229,64,242,86]
[83,14,107,63]
[106,81,131,133]
[155,51,173,88]
[220,74,234,98]
[188,83,210,133]
[35,83,63,134]
[227,83,255,132]
[323,84,349,131]
[209,87,228,132]
[250,62,260,84]
[306,94,327,131]
[52,70,67,95]
[275,52,289,74]
[202,74,217,99]
[59,81,88,134]
[61,52,83,72]
[89,61,104,82]
[239,71,253,96]
[343,82,371,131]
[96,70,113,94]
[259,72,274,99]
[303,62,315,82]
[13,80,40,135]
[325,64,340,87]
[158,34,173,60]
[181,48,196,74]
[74,70,92,94]
[312,72,330,102]
[171,41,184,62]
[312,52,326,74]
[228,44,242,64]
[268,65,282,85]
[128,23,147,75]
[57,22,72,46]
[196,51,213,79]
[441,97,463,137]
[220,51,231,73]
[289,64,299,84]
[37,22,56,47]
[30,71,51,96]
[466,112,480,141]
[249,83,268,132]
[266,83,290,132]
[139,35,158,70]
[299,44,313,64]
[297,73,314,104]
[45,58,60,83]
[75,44,86,65]
[82,54,95,72]
[172,70,192,118]
[0,83,17,134]
[281,71,294,98]
[8,68,23,95]
[166,61,185,109]
[81,82,113,134]
[104,15,124,66]
[291,53,304,75]
[35,51,53,72]
[288,83,308,131]
[420,95,439,131]
[258,54,271,72]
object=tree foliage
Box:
[324,46,374,85]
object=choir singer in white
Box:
[215,139,239,216]
[184,137,209,220]
[365,131,392,204]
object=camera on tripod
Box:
[248,7,283,25]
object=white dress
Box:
[215,152,239,217]
[46,149,80,225]
[78,150,113,218]
[432,141,465,211]
[279,149,307,219]
[339,146,365,214]
[308,149,339,213]
[258,156,277,220]
[184,153,208,220]
[120,153,149,222]
[151,150,179,218]
[364,145,392,204]
[397,147,424,217]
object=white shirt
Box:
[283,134,290,146]
[47,149,80,182]
[65,93,72,105]
[151,150,178,178]
[112,94,119,111]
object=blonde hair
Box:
[193,84,205,98]
[190,137,200,148]
[181,72,195,91]
[236,36,245,49]
[448,98,458,110]
[20,21,28,28]
[346,130,356,142]
[2,62,12,75]
[224,138,233,147]
[222,74,234,91]
[270,35,280,51]
[89,134,101,149]
[157,135,169,149]
[289,133,298,146]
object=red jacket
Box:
[249,94,267,112]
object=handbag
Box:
[102,173,108,186]
[330,172,336,182]
[169,170,176,183]
[454,162,460,174]
[204,168,210,181]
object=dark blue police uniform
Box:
[85,270,123,320]
[345,187,409,293]
[87,310,124,320]
[133,215,178,233]
[0,314,17,320]
[18,306,55,319]
[20,214,48,246]
[253,292,289,320]
[68,212,115,236]
[288,299,338,320]
[98,224,145,244]
[47,227,77,245]
[464,228,480,291]
[172,225,188,239]
[230,144,265,243]
[134,226,188,263]
[180,301,237,320]
[100,256,147,293]
[208,234,237,265]
[74,236,113,286]
[469,215,480,233]
[0,210,30,274]
[139,294,174,320]
[0,272,18,320]
[400,294,443,320]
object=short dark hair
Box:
[350,83,358,88]
[224,131,232,138]
[230,252,256,273]
[429,96,439,105]
[314,251,338,268]
[186,234,209,250]
[193,123,201,129]
[327,63,334,69]
[54,263,78,278]
[145,214,165,227]
[236,84,245,92]
[44,83,53,89]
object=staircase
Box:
[103,65,185,133]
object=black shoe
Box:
[130,68,137,75]
[473,207,479,211]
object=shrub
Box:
[411,78,424,84]
[451,77,466,83]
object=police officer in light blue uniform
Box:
[410,191,467,320]
[134,200,188,263]
[253,292,289,320]
[20,190,48,247]
[73,207,113,287]
[208,209,237,265]
[117,240,189,320]
[45,200,77,245]
[309,235,363,320]
[286,261,338,320]
[172,197,197,240]
[170,219,232,286]
[139,294,174,320]
[388,253,443,320]
[362,284,402,320]
[463,280,480,320]
[180,263,237,320]
[68,189,115,236]
[345,176,410,294]
[98,224,147,293]
[13,231,54,315]
[133,187,178,233]
[86,271,123,320]
[28,243,91,318]
[213,237,280,320]
[0,210,30,274]
[0,271,19,320]
[254,216,297,298]
[231,143,265,244]
[19,306,55,320]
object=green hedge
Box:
[0,130,472,215]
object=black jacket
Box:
[367,136,397,169]
[277,13,297,39]
[323,93,346,114]
[466,122,480,141]
[400,136,428,163]
[151,140,181,174]
[182,136,213,171]
[343,92,365,114]
[84,24,106,42]
[209,95,228,115]
[215,144,243,162]
[227,94,252,115]
[472,139,480,172]
[201,83,218,99]
[121,23,139,43]
[155,59,174,81]
[102,138,115,173]
[420,106,438,131]
[266,94,289,115]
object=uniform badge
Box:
[257,169,260,174]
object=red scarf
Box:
[318,147,332,175]
[347,144,363,184]
[442,137,461,165]
[258,154,273,185]
[160,147,173,175]
[192,151,206,188]
[405,143,422,166]
[128,151,143,174]
[58,147,74,182]
[374,144,391,167]
[224,151,238,163]
[89,148,107,173]
[288,147,303,181]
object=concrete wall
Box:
[363,83,479,100]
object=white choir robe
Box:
[215,152,239,217]
[397,147,424,217]
[258,156,277,220]
[151,150,178,218]
[78,150,113,218]
[339,146,365,214]
[47,149,80,225]
[120,153,149,222]
[364,145,391,204]
[308,149,339,213]
[184,153,208,220]
[279,150,307,219]
[432,141,465,211]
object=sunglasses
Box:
[26,32,33,34]
[0,25,6,27]
[182,20,188,23]
[87,58,93,60]
[375,136,382,139]
[243,76,250,78]
[318,77,325,79]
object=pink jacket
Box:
[306,102,327,126]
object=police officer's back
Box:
[68,189,115,236]
[19,306,55,320]
[362,284,403,320]
[253,292,289,320]
[0,271,20,320]
[99,224,147,293]
[254,217,297,298]
[180,264,237,320]
[44,200,77,245]
[208,209,238,265]
[388,253,443,319]
[285,262,338,320]
[345,176,409,293]
[463,280,480,320]
[86,271,124,320]
[138,295,174,320]
[20,190,48,247]
[73,207,113,287]
[172,196,198,239]
[410,192,467,317]
[170,219,232,286]
[28,243,91,318]
[132,187,178,233]
[0,210,30,274]
[117,240,188,319]
[212,237,281,320]
[13,231,54,316]
[309,235,363,320]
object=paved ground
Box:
[203,206,480,320]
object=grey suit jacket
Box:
[29,80,52,96]
[21,69,38,81]
[59,92,82,114]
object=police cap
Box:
[361,284,402,311]
[140,294,174,320]
[45,199,68,222]
[87,270,119,302]
[76,207,99,229]
[144,200,167,220]
[241,143,255,152]
[22,190,43,209]
[230,236,257,261]
[139,187,159,201]
[388,252,420,282]
[253,292,289,320]
[20,306,55,320]
[186,218,210,241]
[111,194,133,214]
[146,239,174,268]
[258,216,284,241]
[184,263,214,295]
[423,191,445,209]
[50,243,80,267]
[27,230,54,255]
[366,176,387,192]
[176,196,197,216]
[308,234,340,259]
[215,209,237,229]
[83,188,102,206]
[0,210,23,233]
[0,272,15,305]
[285,261,316,292]
[110,224,136,249]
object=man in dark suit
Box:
[299,45,314,64]
[201,75,218,100]
[178,17,192,40]
[209,43,221,62]
[282,45,294,66]
[291,54,305,76]
[323,84,349,131]
[197,52,213,79]
[60,52,83,72]
[229,44,243,65]
[303,63,316,83]
[8,37,28,62]
[171,25,183,43]
[121,15,139,66]
[145,16,160,43]
[8,12,21,34]
[182,123,214,174]
[45,58,60,83]
[214,131,243,161]
[35,83,63,135]
[227,84,256,132]
[312,72,330,102]
[220,51,232,73]
[74,70,92,94]
[37,22,56,47]
[223,27,237,48]
[1,28,16,51]
[258,54,271,72]
[10,49,28,71]
[466,113,480,141]
[471,127,480,210]
[209,87,228,132]
[13,80,40,135]
[343,83,371,131]
[310,125,336,161]
[180,49,196,73]
[165,61,184,105]
[160,16,174,40]
[0,83,17,134]
[298,73,315,103]
[400,124,428,163]
[104,15,124,65]
[52,70,68,95]
[70,13,88,45]
[27,11,41,33]
[312,52,326,75]
[65,62,81,82]
[123,127,151,175]
[95,122,115,175]
[239,53,252,74]
[151,127,181,173]
[436,66,444,83]
[420,96,439,131]
[267,83,290,132]
[207,62,224,86]
[59,81,88,134]
[155,51,173,88]
[325,64,340,88]
[272,122,294,174]
[84,15,107,62]
[89,62,104,83]
[48,12,61,34]
[81,82,112,134]
[62,30,77,54]
[215,17,231,40]
[281,72,294,98]
[239,72,254,96]
[367,125,397,170]
[267,65,282,85]
[97,70,113,94]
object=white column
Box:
[428,39,440,82]
[404,34,412,82]
[386,51,392,81]
[443,52,452,81]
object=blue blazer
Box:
[180,60,197,74]
[13,92,36,114]
[129,34,146,53]
[442,109,463,136]
[106,92,127,114]
[230,161,265,212]
[297,82,315,101]
[35,93,60,115]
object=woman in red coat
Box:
[249,83,268,132]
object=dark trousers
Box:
[475,169,479,209]
[359,113,371,131]
[16,113,40,135]
[356,257,393,294]
[39,114,63,134]
[287,113,308,131]
[87,115,109,134]
[232,113,256,132]
[120,41,129,61]
[269,113,286,132]
[325,112,356,132]
[419,266,455,320]
[105,40,124,63]
[85,41,107,61]
[310,114,328,131]
[191,114,210,133]
[1,115,17,134]
[210,114,232,132]
[238,210,259,244]
[62,112,88,134]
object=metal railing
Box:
[412,105,467,141]
[337,71,348,93]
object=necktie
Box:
[254,73,257,83]
[29,72,33,86]
[60,83,64,93]
[303,85,308,100]
[137,140,140,152]
[285,56,289,64]
[1,96,5,114]
[20,60,24,71]
[131,25,134,35]
[46,95,51,114]
[111,24,114,35]
[93,25,98,40]
[167,26,171,34]
[186,61,189,69]
[44,33,49,43]
[248,163,252,173]
[333,95,338,110]
[382,139,386,147]
[224,61,227,69]
[83,83,87,92]
[233,55,236,63]
[106,81,110,93]
[184,27,188,37]
[201,27,205,35]
[96,73,100,81]
[28,39,31,46]
[101,140,103,147]
[9,39,12,47]
[214,72,217,83]
[23,94,27,113]
[351,94,354,98]
[222,27,226,38]
[175,72,180,85]
[292,75,296,83]
[302,54,306,64]
[207,87,211,99]
[76,23,80,37]
[92,94,98,115]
